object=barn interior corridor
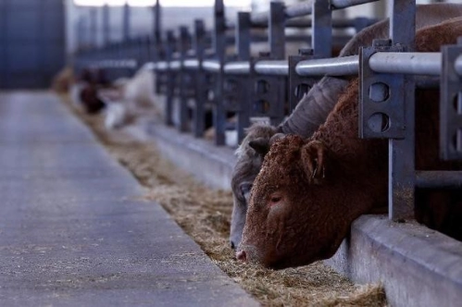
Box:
[0,91,256,306]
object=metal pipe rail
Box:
[227,17,379,29]
[250,0,379,24]
[415,171,462,189]
[184,59,200,69]
[453,54,462,76]
[202,59,221,72]
[369,52,441,75]
[296,55,359,76]
[223,61,250,74]
[87,51,462,79]
[84,59,138,69]
[255,60,288,75]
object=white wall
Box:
[66,0,247,55]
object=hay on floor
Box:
[61,94,387,307]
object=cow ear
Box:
[300,140,326,184]
[248,137,270,156]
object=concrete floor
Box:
[0,91,257,306]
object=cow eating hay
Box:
[229,2,462,250]
[237,18,462,269]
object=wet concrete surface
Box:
[0,92,257,306]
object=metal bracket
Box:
[440,42,462,160]
[288,49,318,112]
[250,54,286,125]
[359,41,407,139]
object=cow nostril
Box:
[230,241,235,249]
[236,250,247,262]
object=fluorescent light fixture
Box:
[74,0,250,7]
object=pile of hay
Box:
[61,94,387,306]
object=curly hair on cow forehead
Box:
[264,135,305,164]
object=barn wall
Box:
[66,0,249,55]
[0,0,65,89]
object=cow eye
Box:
[269,193,283,205]
[239,182,252,196]
[271,196,281,203]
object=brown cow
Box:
[236,18,462,269]
[229,3,462,250]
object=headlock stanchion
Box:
[359,0,416,221]
[74,0,462,224]
[178,26,192,132]
[164,30,176,126]
[441,38,462,161]
[234,12,251,142]
[192,19,208,138]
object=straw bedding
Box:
[61,95,387,306]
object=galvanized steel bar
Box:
[236,11,252,143]
[153,0,161,43]
[369,52,441,75]
[239,17,378,29]
[202,60,221,72]
[267,1,286,126]
[388,0,416,221]
[236,12,251,60]
[178,26,190,132]
[164,30,176,126]
[250,0,377,24]
[169,60,181,70]
[269,2,285,59]
[296,55,358,76]
[213,0,226,145]
[102,4,110,45]
[224,61,250,74]
[312,0,332,58]
[329,0,380,9]
[415,171,462,189]
[455,54,462,76]
[193,19,208,138]
[156,61,168,71]
[254,60,288,75]
[123,3,130,40]
[90,8,97,47]
[184,59,200,69]
[440,43,462,160]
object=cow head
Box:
[236,135,363,269]
[230,124,283,249]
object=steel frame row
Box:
[75,0,462,222]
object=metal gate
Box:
[0,0,65,89]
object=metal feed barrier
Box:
[75,0,462,223]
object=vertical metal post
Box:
[388,0,416,220]
[288,49,316,112]
[440,40,462,160]
[76,16,85,51]
[213,0,226,145]
[123,3,130,41]
[236,11,251,143]
[178,26,190,132]
[193,19,207,138]
[103,4,109,46]
[90,8,97,47]
[312,0,332,58]
[269,1,285,60]
[165,30,175,126]
[152,0,161,65]
[268,1,286,126]
[153,0,161,45]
